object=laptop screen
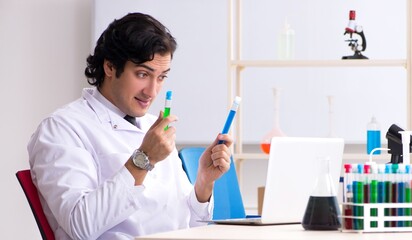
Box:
[261,137,344,224]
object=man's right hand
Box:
[125,111,178,185]
[138,111,178,165]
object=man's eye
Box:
[159,75,168,81]
[136,72,148,78]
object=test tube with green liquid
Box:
[369,164,378,228]
[353,164,364,230]
[391,164,399,227]
[163,91,172,130]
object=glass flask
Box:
[302,158,341,230]
[260,88,286,154]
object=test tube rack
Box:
[340,202,412,233]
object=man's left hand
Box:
[194,134,233,202]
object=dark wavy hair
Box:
[85,12,177,87]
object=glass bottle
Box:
[302,158,341,230]
[260,88,286,154]
[278,20,295,60]
[367,116,381,155]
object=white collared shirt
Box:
[27,88,212,240]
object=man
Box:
[28,12,233,239]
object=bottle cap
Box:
[406,165,411,174]
[357,164,364,174]
[343,164,352,173]
[363,164,371,174]
[385,164,392,174]
[349,10,356,20]
[392,163,399,174]
[367,116,380,128]
[166,90,172,100]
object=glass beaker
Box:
[260,88,286,154]
[302,158,341,230]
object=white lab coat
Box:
[27,88,212,240]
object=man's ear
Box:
[103,60,115,78]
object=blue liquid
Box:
[397,182,405,227]
[218,110,236,144]
[367,130,381,154]
[378,181,385,203]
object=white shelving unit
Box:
[227,0,412,183]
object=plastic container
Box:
[367,117,381,155]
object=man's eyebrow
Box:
[135,64,170,73]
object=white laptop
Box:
[203,137,344,225]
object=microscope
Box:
[386,124,412,164]
[342,10,368,60]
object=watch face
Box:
[132,150,153,171]
[133,152,147,167]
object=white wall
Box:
[0,0,92,238]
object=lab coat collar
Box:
[82,88,147,133]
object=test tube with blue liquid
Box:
[397,164,406,227]
[406,165,412,227]
[218,96,241,144]
[384,164,392,227]
[377,164,386,204]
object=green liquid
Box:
[384,181,392,227]
[370,180,378,228]
[354,181,364,230]
[406,187,412,227]
[163,107,171,130]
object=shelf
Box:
[230,59,407,68]
[228,0,412,187]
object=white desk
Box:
[136,224,412,240]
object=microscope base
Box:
[342,52,368,60]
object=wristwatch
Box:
[131,149,154,171]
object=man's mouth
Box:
[135,97,150,108]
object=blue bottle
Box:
[367,117,381,154]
